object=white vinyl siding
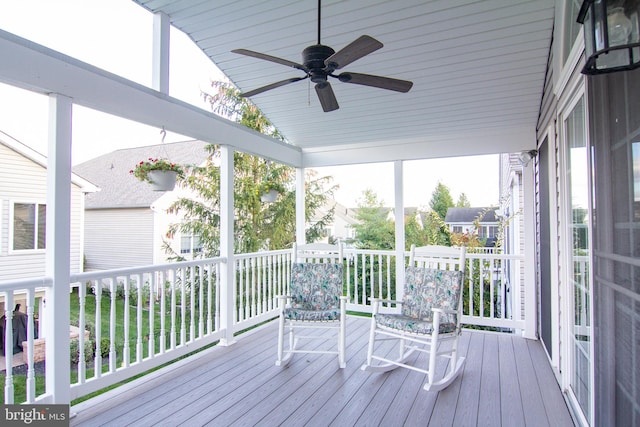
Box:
[0,141,85,280]
[84,208,155,270]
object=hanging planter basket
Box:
[260,189,279,203]
[147,170,178,191]
[130,158,183,191]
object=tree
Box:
[350,189,395,250]
[165,80,336,257]
[405,214,429,249]
[429,182,455,220]
[421,210,451,246]
[456,192,471,208]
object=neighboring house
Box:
[385,206,422,227]
[309,199,358,243]
[444,207,499,247]
[0,130,96,280]
[0,130,97,317]
[73,140,210,270]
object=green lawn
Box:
[1,287,180,404]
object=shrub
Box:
[70,338,95,364]
[100,338,111,359]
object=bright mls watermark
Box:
[1,405,69,426]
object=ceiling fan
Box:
[231,0,413,112]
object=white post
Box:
[296,167,305,245]
[394,161,405,301]
[44,93,72,403]
[152,11,170,94]
[219,145,236,346]
[522,159,537,339]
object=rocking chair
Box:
[276,243,346,368]
[361,245,467,391]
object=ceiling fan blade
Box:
[315,82,339,112]
[241,76,308,98]
[325,35,383,70]
[232,49,307,71]
[337,72,413,93]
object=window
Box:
[12,202,46,251]
[563,0,583,64]
[563,95,591,423]
[180,234,203,257]
[452,226,463,233]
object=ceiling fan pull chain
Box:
[308,79,311,106]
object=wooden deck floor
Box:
[70,316,574,427]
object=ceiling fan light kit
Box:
[232,0,413,112]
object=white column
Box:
[152,11,170,94]
[522,159,537,339]
[219,145,236,346]
[394,161,405,300]
[44,93,72,403]
[296,167,306,245]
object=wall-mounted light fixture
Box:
[577,0,640,74]
[519,150,537,167]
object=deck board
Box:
[70,316,574,427]
[451,331,484,426]
[498,334,526,426]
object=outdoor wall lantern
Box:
[577,0,640,74]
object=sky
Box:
[0,0,500,209]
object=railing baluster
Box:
[180,268,186,346]
[136,273,143,363]
[189,265,195,342]
[206,264,213,334]
[489,259,495,319]
[148,272,155,358]
[468,260,475,317]
[159,270,166,353]
[78,281,86,384]
[109,278,117,372]
[198,265,204,338]
[251,257,257,317]
[25,289,35,403]
[122,275,130,367]
[215,263,221,330]
[386,254,391,301]
[368,253,373,305]
[4,292,14,404]
[170,269,176,350]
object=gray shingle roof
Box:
[445,207,497,223]
[73,140,210,209]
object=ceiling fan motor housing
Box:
[303,44,335,82]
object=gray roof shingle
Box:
[73,140,210,209]
[445,207,497,223]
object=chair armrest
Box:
[368,297,403,305]
[276,295,291,310]
[368,297,403,316]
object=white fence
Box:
[0,247,525,404]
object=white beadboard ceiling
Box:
[132,0,555,166]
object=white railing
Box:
[342,249,525,330]
[344,249,396,310]
[463,252,525,330]
[233,249,292,332]
[67,258,224,400]
[0,247,526,404]
[0,277,52,404]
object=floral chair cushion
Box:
[375,267,463,334]
[283,263,344,322]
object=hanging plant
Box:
[130,158,184,191]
